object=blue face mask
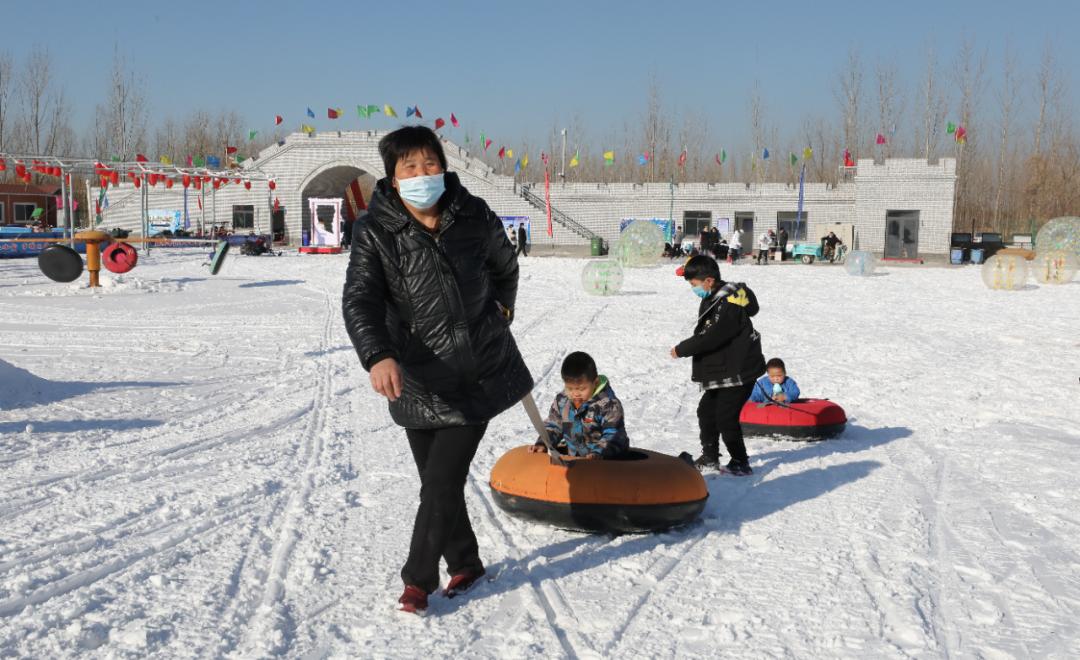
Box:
[691,285,711,299]
[397,173,445,210]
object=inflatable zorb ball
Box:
[1036,216,1080,259]
[1032,251,1078,285]
[615,220,664,267]
[844,250,877,277]
[581,259,624,296]
[980,254,1030,290]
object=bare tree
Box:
[640,75,672,183]
[952,38,988,231]
[749,83,767,182]
[874,61,904,159]
[835,48,864,160]
[1032,42,1063,158]
[18,46,70,155]
[91,48,148,160]
[993,46,1021,231]
[915,45,947,160]
[0,50,13,154]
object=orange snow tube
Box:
[489,446,708,534]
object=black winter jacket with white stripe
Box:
[674,281,766,388]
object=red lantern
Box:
[165,178,174,189]
[110,170,120,186]
[212,179,221,190]
[133,176,141,189]
[182,174,191,188]
[100,175,109,188]
[234,177,241,185]
[147,173,157,186]
[244,181,251,190]
[194,178,202,190]
[22,173,32,184]
[268,180,276,190]
[0,158,6,171]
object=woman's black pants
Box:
[401,423,488,593]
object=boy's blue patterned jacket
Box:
[543,376,629,458]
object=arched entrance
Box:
[300,164,377,247]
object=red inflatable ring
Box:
[103,241,138,274]
[739,399,847,440]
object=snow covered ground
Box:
[1,247,1078,659]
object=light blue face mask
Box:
[397,173,445,210]
[691,285,711,299]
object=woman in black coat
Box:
[342,126,533,613]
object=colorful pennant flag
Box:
[569,150,580,168]
[301,124,315,135]
[406,106,415,117]
[498,146,505,159]
[762,148,770,160]
[328,108,341,119]
[720,149,727,163]
[275,115,283,125]
[450,113,459,127]
[789,152,798,166]
[541,152,548,165]
[136,154,148,162]
[484,138,493,151]
[803,147,813,161]
[603,150,615,165]
[678,149,687,168]
[306,108,315,118]
[30,207,43,219]
[955,125,967,144]
[639,154,649,166]
[522,154,529,168]
[226,146,238,154]
[843,149,855,167]
[206,156,221,168]
[160,155,172,165]
[506,148,514,159]
[946,121,957,134]
[248,130,258,141]
[875,133,887,145]
[384,104,398,118]
[514,159,521,174]
[434,118,446,130]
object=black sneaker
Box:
[694,454,720,471]
[720,459,753,476]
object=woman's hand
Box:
[370,358,403,401]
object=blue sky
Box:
[4,0,1079,152]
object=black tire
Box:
[801,255,814,265]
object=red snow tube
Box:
[103,241,138,274]
[739,399,847,440]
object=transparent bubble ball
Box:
[581,259,624,296]
[1032,251,1078,285]
[844,250,877,277]
[1036,216,1080,259]
[614,220,665,268]
[980,254,1030,290]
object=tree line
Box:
[1,41,1077,236]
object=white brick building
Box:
[94,131,956,257]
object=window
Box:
[232,205,254,230]
[776,212,809,241]
[682,211,711,237]
[0,203,5,223]
[14,203,37,222]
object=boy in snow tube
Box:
[529,352,629,459]
[749,358,800,404]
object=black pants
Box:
[757,249,768,264]
[402,423,487,593]
[696,383,754,463]
[516,243,528,257]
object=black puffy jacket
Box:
[342,173,534,429]
[675,281,766,387]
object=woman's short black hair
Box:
[766,357,786,371]
[561,351,598,382]
[378,125,448,179]
[682,255,721,282]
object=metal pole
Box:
[85,179,93,228]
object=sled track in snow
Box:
[235,286,336,657]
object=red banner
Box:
[545,170,553,238]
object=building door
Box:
[682,211,711,241]
[735,212,754,238]
[272,209,286,242]
[885,210,919,258]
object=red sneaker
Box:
[397,585,428,614]
[443,568,486,599]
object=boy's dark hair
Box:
[682,255,721,282]
[378,126,448,179]
[561,351,598,382]
[766,358,786,371]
